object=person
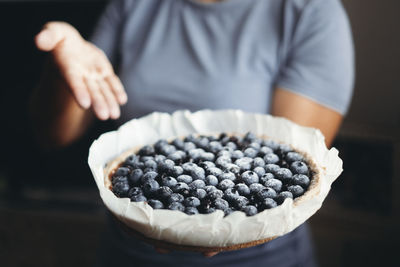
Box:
[31,0,354,266]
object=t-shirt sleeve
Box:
[275,0,355,115]
[90,0,126,67]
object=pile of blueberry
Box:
[111,132,313,216]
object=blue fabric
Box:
[90,0,354,266]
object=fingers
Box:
[105,75,127,105]
[35,21,79,51]
[66,75,91,109]
[98,79,121,119]
[203,251,219,258]
[85,77,110,120]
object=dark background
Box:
[0,0,399,266]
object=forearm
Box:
[30,57,94,149]
[271,88,343,147]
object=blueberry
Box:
[253,166,266,177]
[231,150,244,160]
[148,199,164,209]
[252,157,266,168]
[190,167,206,180]
[264,178,282,192]
[177,174,193,184]
[258,146,273,157]
[194,136,209,149]
[265,164,280,174]
[138,145,155,156]
[276,191,293,204]
[114,167,131,177]
[215,156,232,168]
[161,176,178,188]
[223,163,241,175]
[224,208,235,217]
[275,168,293,183]
[191,188,207,199]
[183,142,196,152]
[235,157,253,171]
[260,173,275,184]
[247,142,261,150]
[243,147,257,158]
[292,174,310,188]
[199,152,215,162]
[213,198,229,210]
[242,205,258,216]
[262,198,277,209]
[223,188,240,202]
[287,185,305,198]
[112,176,128,186]
[249,183,265,195]
[185,207,199,215]
[290,161,309,175]
[232,196,249,209]
[218,179,235,191]
[217,150,232,158]
[112,181,130,197]
[285,152,304,163]
[123,155,140,168]
[204,185,218,194]
[207,167,223,177]
[171,138,185,150]
[168,151,186,163]
[159,144,176,156]
[205,175,219,186]
[189,180,206,190]
[154,139,169,152]
[235,183,250,196]
[208,141,223,153]
[241,171,259,185]
[208,189,224,200]
[168,202,185,212]
[128,187,143,198]
[184,134,196,143]
[182,162,198,173]
[154,154,167,164]
[172,182,190,194]
[143,180,160,196]
[256,187,277,200]
[203,207,216,214]
[218,172,236,182]
[140,156,154,163]
[167,193,184,204]
[263,153,279,164]
[262,140,279,151]
[157,186,173,200]
[277,144,293,155]
[143,167,156,173]
[226,141,237,150]
[243,132,257,143]
[171,166,184,177]
[130,194,147,202]
[144,159,157,171]
[199,161,215,170]
[141,171,158,183]
[188,148,205,161]
[183,196,201,207]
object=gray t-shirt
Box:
[91,0,354,266]
[91,0,354,123]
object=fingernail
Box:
[80,97,91,109]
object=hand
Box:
[154,247,219,258]
[35,21,127,120]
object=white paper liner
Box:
[88,109,342,247]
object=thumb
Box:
[35,22,76,52]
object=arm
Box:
[30,22,127,149]
[271,88,343,147]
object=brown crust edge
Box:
[113,214,276,252]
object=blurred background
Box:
[0,0,399,266]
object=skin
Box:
[32,15,342,257]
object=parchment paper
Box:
[88,109,342,247]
